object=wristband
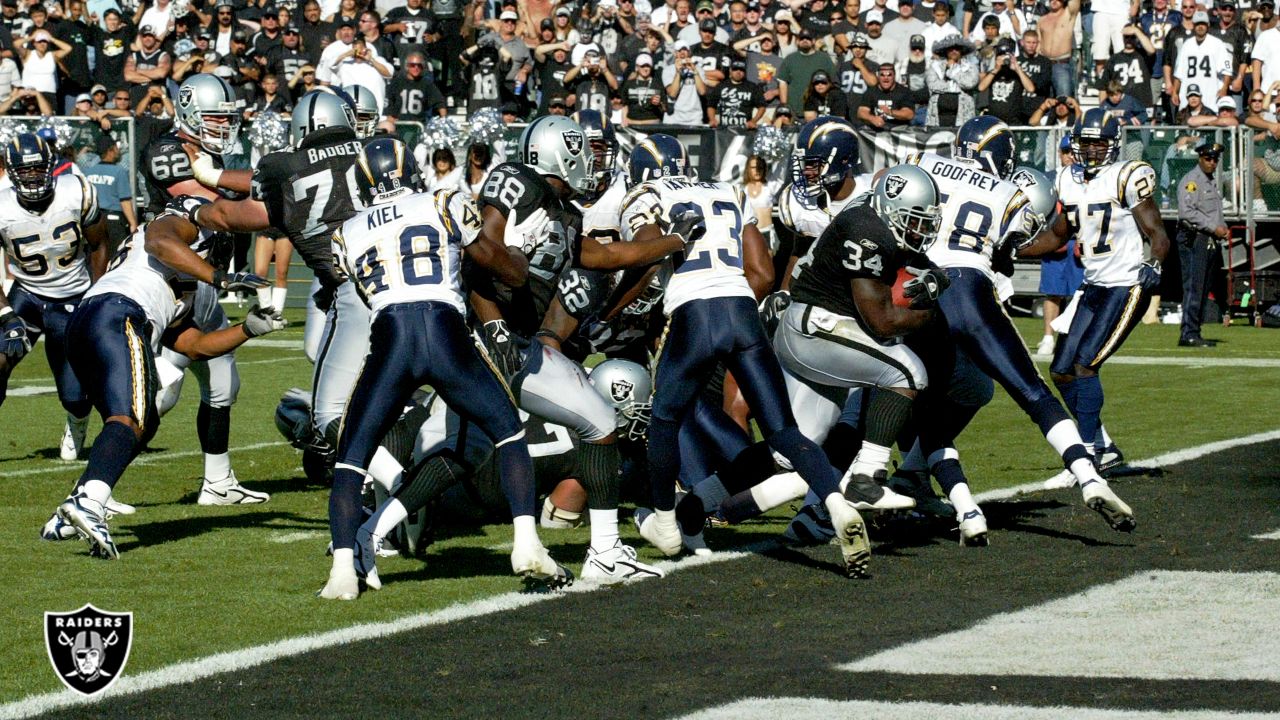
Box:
[534,328,565,344]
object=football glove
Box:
[1138,260,1162,291]
[313,283,336,313]
[164,194,210,224]
[758,290,791,336]
[666,207,707,248]
[504,207,552,256]
[242,305,287,338]
[902,267,951,308]
[0,309,30,360]
[212,268,271,292]
[482,319,525,380]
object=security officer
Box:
[1175,141,1228,347]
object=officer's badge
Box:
[45,604,133,696]
[1186,182,1197,192]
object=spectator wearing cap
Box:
[88,83,109,110]
[771,9,798,57]
[731,1,770,47]
[1174,82,1215,121]
[0,83,54,115]
[546,93,568,114]
[883,0,927,65]
[563,47,618,114]
[679,6,732,45]
[134,0,174,41]
[1175,141,1228,347]
[863,14,896,65]
[211,1,242,56]
[1211,0,1250,102]
[621,52,668,124]
[267,23,310,82]
[1029,91,1080,125]
[331,33,393,111]
[1100,24,1155,110]
[84,135,136,248]
[1036,0,1081,99]
[979,36,1034,123]
[289,62,320,95]
[777,24,835,113]
[298,1,334,66]
[1140,0,1182,73]
[689,17,733,85]
[1189,92,1240,124]
[921,1,959,56]
[708,56,765,129]
[926,34,978,125]
[901,33,930,121]
[1,0,32,42]
[171,33,214,83]
[533,34,574,113]
[17,28,70,106]
[478,9,533,101]
[663,40,709,123]
[854,61,912,127]
[317,17,357,83]
[799,67,845,119]
[549,4,582,45]
[251,5,286,57]
[839,31,876,99]
[386,49,447,124]
[737,30,783,105]
[860,0,900,29]
[1172,12,1233,112]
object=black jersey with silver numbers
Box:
[789,196,913,321]
[471,162,583,337]
[142,131,213,216]
[252,126,364,288]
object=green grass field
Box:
[1,309,1276,704]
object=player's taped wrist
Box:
[191,152,224,188]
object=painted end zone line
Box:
[3,429,1278,719]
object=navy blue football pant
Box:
[66,293,159,444]
[914,269,1082,467]
[648,296,840,512]
[1,283,89,417]
[331,301,533,551]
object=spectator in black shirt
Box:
[385,0,436,68]
[533,38,574,114]
[386,50,447,124]
[298,0,332,65]
[903,34,931,122]
[251,5,285,57]
[856,62,915,128]
[94,9,132,92]
[54,0,94,113]
[1100,25,1155,108]
[621,51,667,124]
[360,10,398,69]
[692,18,731,85]
[1019,29,1053,98]
[564,47,618,114]
[246,72,290,120]
[267,24,309,81]
[708,56,765,128]
[803,69,849,120]
[979,36,1035,123]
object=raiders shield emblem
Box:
[610,378,634,403]
[1010,168,1035,189]
[562,130,584,157]
[178,84,194,109]
[45,604,133,696]
[884,174,907,199]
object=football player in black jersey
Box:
[181,88,370,486]
[140,73,276,505]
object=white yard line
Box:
[2,431,1279,718]
[0,441,289,479]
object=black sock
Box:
[822,422,864,470]
[197,402,230,455]
[396,453,467,515]
[718,441,779,495]
[864,389,914,448]
[578,441,620,510]
[718,490,763,524]
[77,420,138,492]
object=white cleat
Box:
[104,496,136,518]
[317,566,360,600]
[635,509,683,557]
[958,508,990,547]
[825,496,871,579]
[41,511,77,541]
[511,540,574,589]
[581,540,665,583]
[198,473,271,505]
[354,526,383,591]
[1080,479,1136,532]
[59,415,90,461]
[1035,335,1055,357]
[58,492,119,559]
[1043,469,1078,490]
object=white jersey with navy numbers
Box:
[620,176,757,314]
[1056,160,1157,288]
[909,152,1036,279]
[775,173,875,240]
[85,215,219,348]
[576,171,628,245]
[0,174,99,299]
[333,189,478,317]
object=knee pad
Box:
[155,356,186,417]
[275,388,315,449]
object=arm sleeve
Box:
[1119,162,1157,210]
[441,189,482,247]
[619,184,662,243]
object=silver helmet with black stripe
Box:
[517,114,595,196]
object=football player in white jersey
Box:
[621,134,873,579]
[1024,109,1169,483]
[0,133,107,462]
[323,138,571,599]
[52,197,283,559]
[900,116,1136,541]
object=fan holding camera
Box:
[1029,91,1081,127]
[979,36,1036,123]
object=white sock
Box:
[512,514,539,549]
[204,453,232,482]
[1044,419,1087,458]
[849,442,891,478]
[331,547,355,571]
[81,479,112,506]
[272,285,288,311]
[371,498,407,539]
[588,508,618,552]
[1070,457,1102,485]
[256,287,273,308]
[898,440,926,473]
[654,508,678,530]
[749,471,808,513]
[1099,424,1114,449]
[366,447,402,493]
[948,483,978,518]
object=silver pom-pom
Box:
[424,116,462,150]
[752,125,788,162]
[468,107,504,145]
[0,121,17,150]
[247,111,289,152]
